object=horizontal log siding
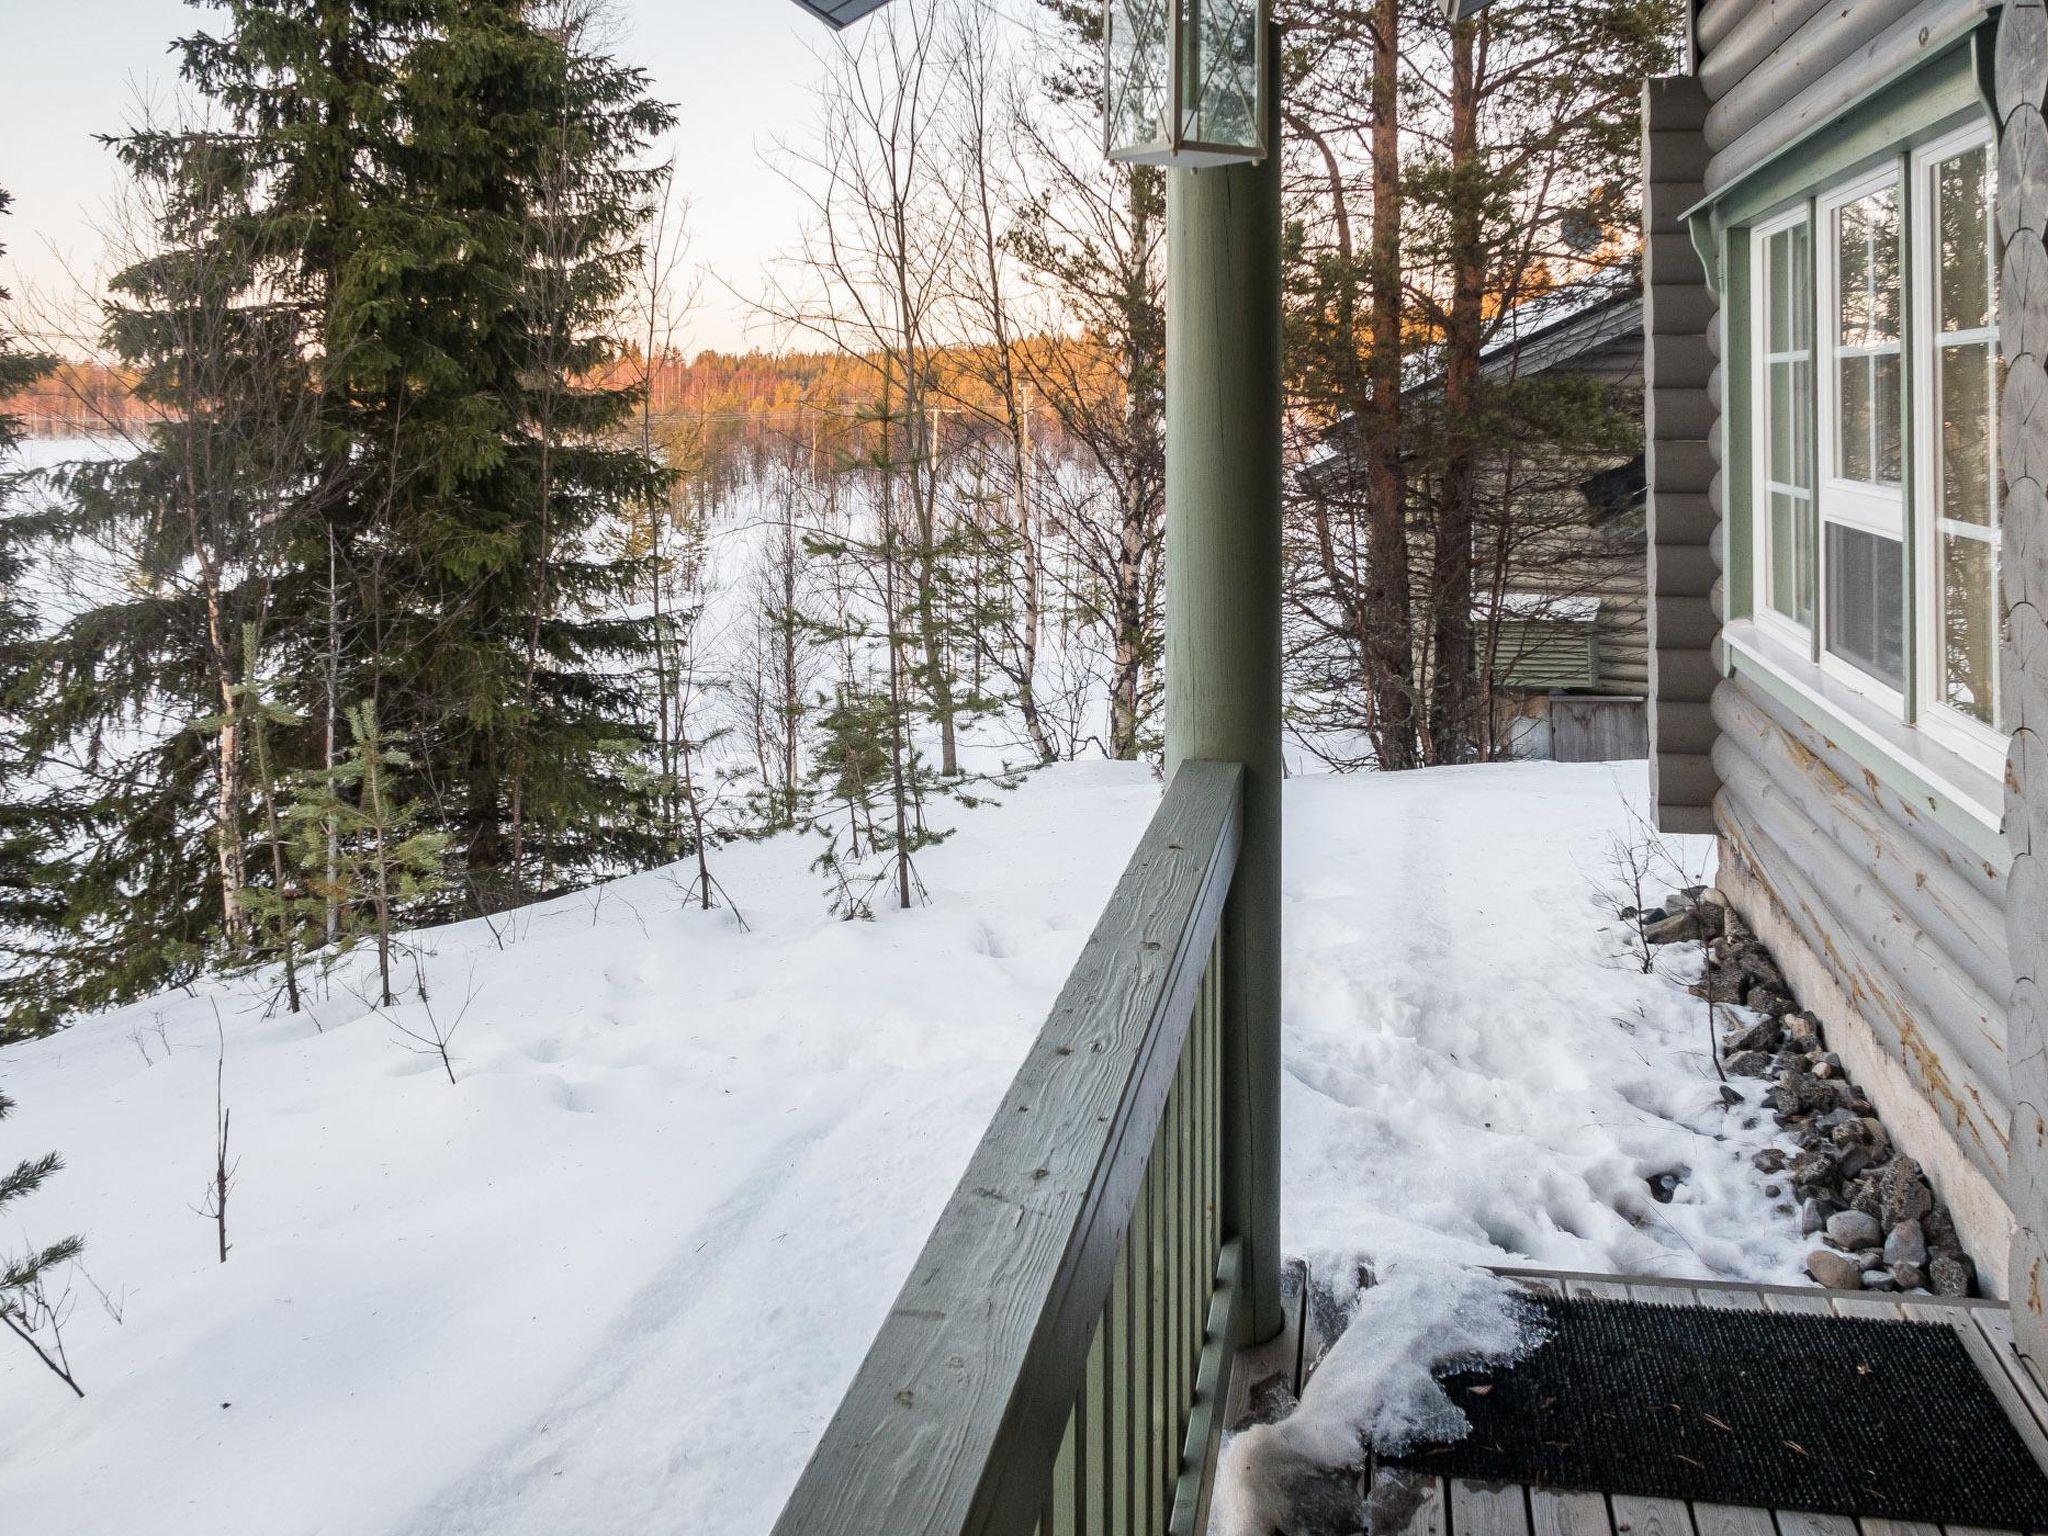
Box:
[1645,75,1721,834]
[1995,0,2048,1353]
[1713,680,2011,1082]
[1695,0,1993,194]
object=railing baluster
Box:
[1122,1245,1138,1536]
[1051,1392,1077,1536]
[1085,1319,1106,1536]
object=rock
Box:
[1733,943,1783,987]
[1883,1221,1927,1268]
[1694,968,1746,1005]
[1924,1207,1959,1250]
[1648,1171,1683,1204]
[1662,890,1699,914]
[1817,1108,1857,1134]
[1772,1071,1844,1116]
[1746,987,1796,1017]
[1836,1147,1871,1181]
[1930,1252,1975,1298]
[1725,1050,1773,1078]
[1719,1084,1744,1106]
[1799,1197,1832,1236]
[1891,1261,1926,1290]
[1752,1149,1787,1174]
[1645,909,1712,945]
[1784,1012,1824,1050]
[1861,1269,1900,1292]
[1849,1178,1884,1218]
[1806,1249,1864,1289]
[1879,1157,1935,1230]
[1861,1119,1891,1158]
[1789,1149,1840,1193]
[1726,1019,1783,1055]
[1825,1210,1882,1250]
[1854,1247,1885,1270]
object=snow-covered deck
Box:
[1232,1265,2048,1536]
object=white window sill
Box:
[1722,620,2006,836]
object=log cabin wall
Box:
[1650,0,2032,1293]
[1994,0,2048,1360]
[1645,78,1721,830]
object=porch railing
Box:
[770,759,1247,1536]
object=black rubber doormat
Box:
[1386,1295,2048,1528]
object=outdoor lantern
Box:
[786,0,893,29]
[1105,0,1270,167]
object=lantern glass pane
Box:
[1181,0,1259,150]
[1108,0,1172,154]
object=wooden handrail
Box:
[770,759,1245,1536]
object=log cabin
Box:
[1643,0,2048,1350]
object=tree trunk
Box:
[1428,17,1484,765]
[1365,0,1418,770]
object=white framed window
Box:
[1816,167,1907,706]
[1911,123,2003,770]
[1750,209,1814,643]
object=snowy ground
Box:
[0,759,1806,1535]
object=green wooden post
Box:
[1164,23,1284,1346]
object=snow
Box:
[0,758,1805,1535]
[1213,1261,1548,1536]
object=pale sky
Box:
[0,0,858,353]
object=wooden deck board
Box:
[1692,1504,1777,1536]
[1532,1488,1617,1536]
[1455,1478,1535,1536]
[1771,1511,1857,1536]
[1366,1464,1449,1536]
[1612,1494,1695,1536]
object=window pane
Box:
[1791,223,1812,350]
[1110,0,1171,151]
[1183,0,1258,148]
[1769,491,1815,627]
[1939,532,1996,725]
[1873,351,1902,485]
[1839,356,1872,481]
[1770,359,1794,476]
[1939,340,1994,528]
[1769,229,1793,353]
[1792,356,1814,485]
[1825,522,1905,690]
[1838,208,1872,346]
[1936,145,1992,335]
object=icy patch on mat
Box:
[1212,1260,1547,1536]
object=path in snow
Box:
[1280,760,1804,1284]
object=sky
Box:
[0,0,855,354]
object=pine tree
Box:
[0,188,72,1037]
[0,1085,85,1397]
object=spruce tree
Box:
[331,2,676,911]
[0,190,71,1036]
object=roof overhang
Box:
[787,0,894,28]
